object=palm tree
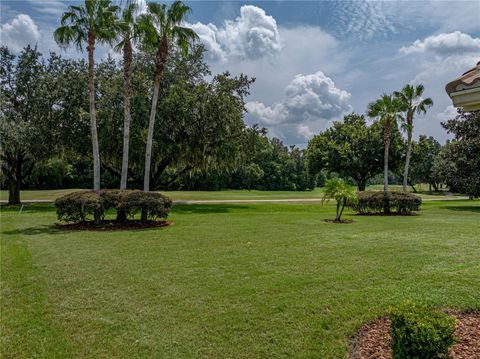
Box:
[394,84,433,192]
[367,94,404,192]
[322,179,357,222]
[54,0,119,193]
[115,3,142,190]
[138,1,198,191]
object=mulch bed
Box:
[54,220,172,231]
[350,311,480,359]
[355,212,419,216]
[324,219,355,224]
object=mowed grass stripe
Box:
[1,211,73,358]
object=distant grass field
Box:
[0,186,466,202]
[1,200,479,358]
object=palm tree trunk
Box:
[383,118,394,214]
[120,38,133,190]
[144,36,168,192]
[88,31,101,193]
[402,121,413,192]
[338,199,346,221]
[383,119,392,193]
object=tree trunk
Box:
[88,31,101,193]
[8,178,20,205]
[7,152,22,205]
[144,36,168,192]
[383,119,392,214]
[383,119,392,193]
[409,182,417,193]
[120,38,133,190]
[140,208,148,223]
[338,199,346,221]
[402,118,413,192]
[357,178,366,191]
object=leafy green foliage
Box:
[322,179,357,221]
[307,113,403,191]
[352,191,422,214]
[406,136,442,192]
[0,46,69,204]
[117,190,172,223]
[54,191,104,223]
[54,0,119,51]
[390,301,456,359]
[435,109,480,198]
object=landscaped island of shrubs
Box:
[54,190,172,228]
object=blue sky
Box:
[1,0,480,146]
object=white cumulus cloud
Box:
[246,71,351,143]
[0,14,41,53]
[400,31,480,55]
[189,5,282,62]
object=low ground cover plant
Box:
[390,301,456,359]
[351,191,422,215]
[54,190,172,225]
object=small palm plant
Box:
[322,179,357,222]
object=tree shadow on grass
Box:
[171,203,253,214]
[2,225,66,236]
[440,205,480,213]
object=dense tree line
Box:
[2,44,479,200]
[0,44,315,199]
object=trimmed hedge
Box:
[54,191,104,224]
[351,191,422,214]
[55,190,172,224]
[117,190,172,223]
[390,301,456,359]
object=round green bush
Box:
[117,190,172,223]
[54,191,104,223]
[390,301,456,359]
[351,191,422,214]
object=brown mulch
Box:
[54,220,172,231]
[350,311,480,359]
[324,219,355,224]
[354,212,419,216]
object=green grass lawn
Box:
[0,186,466,202]
[1,201,479,358]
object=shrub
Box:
[351,191,422,214]
[99,189,125,209]
[117,190,172,223]
[390,301,456,359]
[54,191,104,224]
[100,189,129,222]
